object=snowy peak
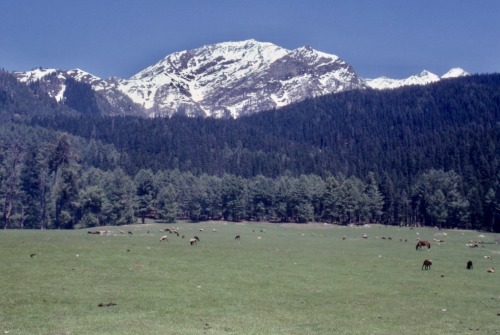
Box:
[120,39,363,117]
[441,67,469,79]
[366,68,469,90]
[131,39,288,82]
[406,70,441,85]
[124,39,292,115]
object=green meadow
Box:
[1,222,498,335]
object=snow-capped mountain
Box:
[441,67,469,79]
[365,68,469,90]
[116,40,364,118]
[13,40,469,118]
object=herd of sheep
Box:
[88,224,496,274]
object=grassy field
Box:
[0,221,499,335]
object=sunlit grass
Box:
[0,222,498,334]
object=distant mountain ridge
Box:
[365,68,469,90]
[13,39,469,118]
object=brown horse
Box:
[416,240,431,251]
[422,259,432,270]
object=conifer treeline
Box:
[0,72,499,231]
[0,129,487,230]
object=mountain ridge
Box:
[13,40,469,118]
[365,68,469,90]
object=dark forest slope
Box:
[26,74,500,186]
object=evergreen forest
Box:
[1,70,499,231]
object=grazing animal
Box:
[235,235,241,240]
[422,259,432,270]
[416,240,431,251]
[193,236,200,242]
[189,238,198,245]
[128,231,133,235]
[160,235,168,242]
[487,267,495,273]
[467,260,473,270]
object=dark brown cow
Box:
[467,260,473,270]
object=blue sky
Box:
[1,0,499,79]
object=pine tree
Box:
[103,168,135,225]
[156,185,177,223]
[134,169,156,223]
[365,172,385,223]
[19,145,43,228]
[1,141,23,229]
[221,174,247,221]
[49,134,80,229]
